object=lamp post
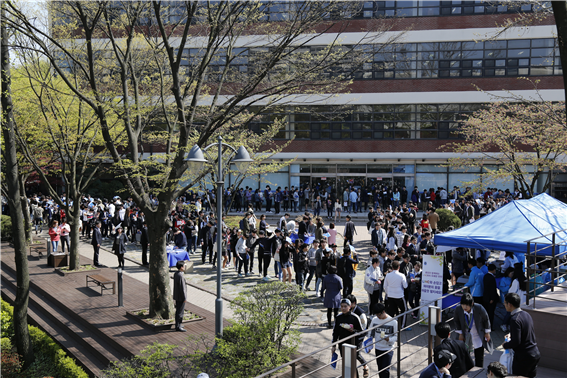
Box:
[185,136,252,337]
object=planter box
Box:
[126,308,205,332]
[48,253,68,267]
[56,265,100,276]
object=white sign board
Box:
[419,255,445,322]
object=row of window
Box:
[173,38,562,81]
[248,103,484,140]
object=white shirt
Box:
[509,279,526,304]
[383,270,408,299]
[368,315,398,351]
[455,308,491,349]
[108,203,115,217]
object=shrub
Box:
[214,282,305,378]
[1,350,21,377]
[1,299,14,339]
[27,325,88,378]
[1,215,13,241]
[435,208,461,231]
[1,337,12,351]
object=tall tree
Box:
[5,0,404,318]
[1,2,34,367]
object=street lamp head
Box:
[185,145,207,174]
[232,146,253,174]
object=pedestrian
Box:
[321,265,342,329]
[464,258,487,306]
[112,226,127,269]
[140,222,149,265]
[236,232,249,278]
[502,292,540,377]
[419,349,455,378]
[383,260,408,330]
[486,362,507,378]
[408,262,422,319]
[343,215,356,247]
[364,258,383,316]
[483,263,499,330]
[91,221,102,267]
[172,261,188,332]
[294,243,309,289]
[369,303,397,378]
[453,293,493,368]
[433,322,474,378]
[304,240,318,291]
[334,198,342,223]
[331,298,369,378]
[59,218,71,254]
[280,237,293,283]
[508,263,527,304]
[48,220,61,255]
[341,246,359,297]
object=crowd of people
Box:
[20,184,539,378]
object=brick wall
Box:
[347,76,564,93]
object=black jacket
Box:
[112,233,127,255]
[502,310,540,358]
[482,272,499,304]
[298,221,307,238]
[140,226,149,245]
[434,338,474,378]
[332,311,364,346]
[91,227,102,246]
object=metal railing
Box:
[525,228,567,307]
[256,286,466,378]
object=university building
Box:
[226,1,565,200]
[51,1,565,200]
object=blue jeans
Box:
[375,349,393,378]
[51,240,59,254]
[274,261,283,280]
[187,235,198,252]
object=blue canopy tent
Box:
[434,193,567,256]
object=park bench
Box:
[86,274,116,295]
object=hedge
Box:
[1,299,88,378]
[1,214,13,240]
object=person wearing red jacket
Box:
[48,220,61,254]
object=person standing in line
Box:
[140,222,149,266]
[433,322,474,378]
[364,258,383,316]
[112,226,128,269]
[502,292,540,378]
[321,265,343,329]
[343,215,356,247]
[464,258,487,306]
[369,303,398,378]
[331,298,369,378]
[419,350,455,378]
[341,246,359,297]
[383,260,408,330]
[482,264,499,330]
[172,261,188,332]
[453,293,493,368]
[91,221,102,267]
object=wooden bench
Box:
[86,274,116,295]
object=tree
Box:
[11,56,118,270]
[5,0,404,318]
[1,2,34,367]
[442,100,567,198]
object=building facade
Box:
[225,1,565,199]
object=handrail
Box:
[255,286,467,378]
[524,227,567,243]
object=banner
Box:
[419,255,445,322]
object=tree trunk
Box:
[68,206,81,270]
[1,4,34,367]
[147,219,174,319]
[552,1,567,122]
[20,181,31,244]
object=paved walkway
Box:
[30,217,566,377]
